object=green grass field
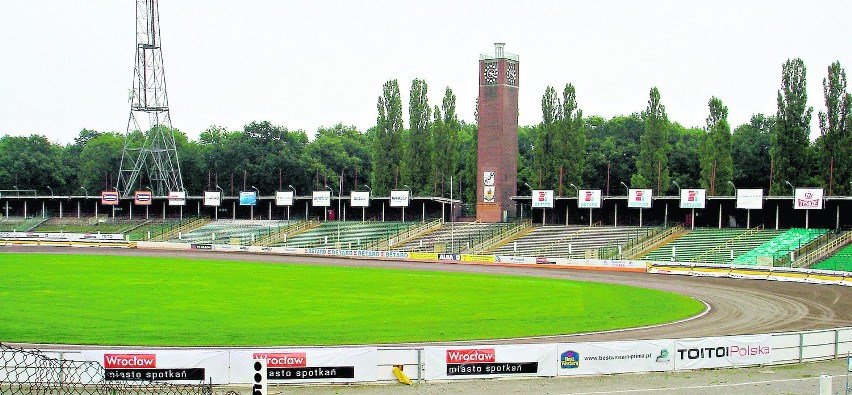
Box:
[0,253,704,346]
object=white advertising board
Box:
[673,334,772,370]
[276,191,294,206]
[736,189,763,209]
[350,191,370,207]
[389,190,410,207]
[78,349,230,384]
[679,189,706,209]
[628,189,653,208]
[531,190,554,208]
[203,191,221,207]
[230,348,377,384]
[168,191,186,206]
[577,189,602,208]
[557,340,675,376]
[424,344,557,380]
[312,191,331,207]
[794,188,824,210]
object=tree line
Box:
[1,58,850,204]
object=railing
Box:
[464,219,532,254]
[599,226,665,260]
[622,224,685,260]
[529,222,602,257]
[367,219,443,251]
[689,225,764,263]
[149,217,209,242]
[789,230,851,268]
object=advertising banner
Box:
[350,191,370,207]
[133,191,152,206]
[276,191,294,206]
[230,348,377,384]
[794,188,824,210]
[557,340,675,376]
[168,191,186,206]
[531,190,554,208]
[628,189,653,208]
[389,190,410,207]
[577,189,602,208]
[424,344,557,380]
[239,191,257,206]
[312,191,331,207]
[203,191,221,207]
[736,189,763,209]
[101,191,119,206]
[680,189,706,209]
[78,350,230,384]
[673,334,772,370]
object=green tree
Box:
[583,115,641,194]
[373,80,404,196]
[700,97,734,195]
[771,58,813,195]
[306,124,371,195]
[0,135,65,194]
[817,61,852,195]
[558,83,585,194]
[535,86,561,189]
[731,114,773,190]
[669,123,704,194]
[431,87,460,197]
[405,79,432,195]
[78,133,125,194]
[632,87,671,194]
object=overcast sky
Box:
[2,1,850,144]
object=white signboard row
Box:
[531,190,554,208]
[577,190,601,208]
[389,190,410,207]
[628,189,653,208]
[736,189,763,209]
[679,188,706,209]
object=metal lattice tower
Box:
[117,0,184,198]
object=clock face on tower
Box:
[483,62,498,85]
[507,62,518,86]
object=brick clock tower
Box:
[477,43,519,222]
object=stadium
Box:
[3,2,852,395]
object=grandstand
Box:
[172,219,291,245]
[489,225,655,258]
[733,228,829,266]
[810,243,852,272]
[278,221,414,249]
[639,227,787,264]
[34,216,148,234]
[0,216,46,232]
[392,222,512,253]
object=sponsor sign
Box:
[483,186,495,203]
[312,191,331,207]
[577,189,601,208]
[531,190,554,208]
[557,340,674,376]
[438,253,461,261]
[389,190,410,207]
[101,191,119,206]
[133,191,152,206]
[79,350,229,384]
[168,191,186,206]
[674,335,771,370]
[424,344,557,380]
[680,189,706,209]
[231,349,377,383]
[276,191,294,206]
[736,189,763,209]
[628,189,653,208]
[350,191,370,207]
[794,188,824,210]
[203,191,221,207]
[239,191,257,206]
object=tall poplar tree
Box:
[431,87,459,196]
[373,79,404,196]
[632,87,671,193]
[770,58,813,195]
[404,79,432,195]
[817,61,852,195]
[535,86,561,190]
[700,97,733,195]
[558,83,585,193]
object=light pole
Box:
[79,186,88,198]
[46,186,54,198]
[784,180,795,196]
[620,181,629,195]
[363,184,372,222]
[215,184,224,221]
[522,182,532,219]
[618,182,630,227]
[403,184,412,223]
[13,185,19,197]
[324,185,333,222]
[672,181,681,197]
[251,186,260,220]
[287,185,296,222]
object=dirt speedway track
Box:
[5,245,852,346]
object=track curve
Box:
[4,246,852,346]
